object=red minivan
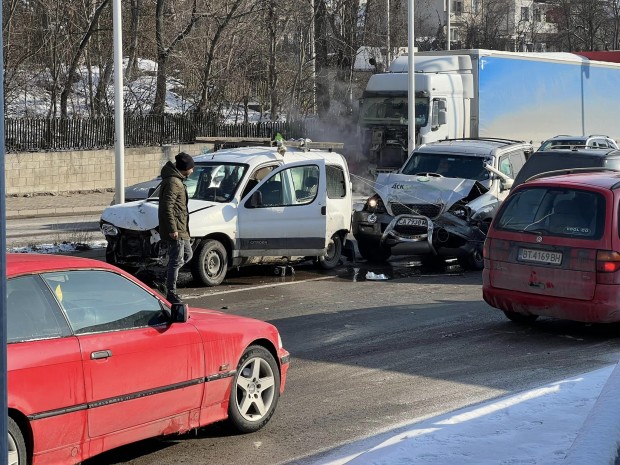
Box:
[483,171,620,324]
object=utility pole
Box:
[387,0,391,67]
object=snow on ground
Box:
[6,58,282,120]
[7,241,107,255]
[313,365,620,465]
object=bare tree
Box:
[153,0,205,115]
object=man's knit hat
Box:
[175,152,195,171]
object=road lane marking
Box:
[183,276,336,299]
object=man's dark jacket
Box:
[158,161,190,240]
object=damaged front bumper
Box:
[352,210,486,257]
[101,221,168,267]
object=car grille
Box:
[393,225,428,236]
[389,203,442,219]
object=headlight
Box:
[449,205,470,220]
[365,194,387,213]
[101,223,119,236]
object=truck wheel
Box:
[8,417,26,465]
[458,245,484,271]
[227,345,280,433]
[357,239,391,263]
[317,234,343,269]
[191,239,228,286]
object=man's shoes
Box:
[166,291,183,304]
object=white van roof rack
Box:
[196,136,344,152]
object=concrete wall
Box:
[5,143,213,196]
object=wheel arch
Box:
[246,338,282,373]
[194,233,235,266]
[9,408,32,464]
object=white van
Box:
[100,141,352,286]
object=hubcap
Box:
[205,250,221,277]
[235,357,276,422]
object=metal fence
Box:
[4,115,313,152]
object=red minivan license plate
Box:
[518,248,563,265]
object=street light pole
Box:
[447,0,451,50]
[113,0,125,204]
[407,0,415,154]
[0,0,8,458]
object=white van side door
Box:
[237,160,328,257]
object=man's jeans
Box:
[166,239,193,292]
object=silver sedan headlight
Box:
[101,223,119,236]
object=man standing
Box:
[158,152,195,303]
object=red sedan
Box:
[6,253,290,465]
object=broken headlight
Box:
[364,194,387,213]
[100,223,119,236]
[448,204,471,220]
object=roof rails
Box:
[435,137,527,145]
[525,167,618,183]
[588,134,611,138]
[195,136,344,152]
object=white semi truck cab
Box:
[359,54,474,172]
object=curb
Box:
[5,207,107,220]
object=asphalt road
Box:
[82,258,620,465]
[5,214,103,248]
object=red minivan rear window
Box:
[494,187,605,240]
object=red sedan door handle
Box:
[90,350,112,360]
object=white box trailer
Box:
[359,49,620,170]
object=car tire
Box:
[458,245,484,271]
[228,345,281,434]
[503,311,539,325]
[105,241,118,266]
[8,417,26,465]
[317,234,343,270]
[191,239,228,287]
[357,239,391,263]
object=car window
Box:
[256,165,319,206]
[401,153,491,181]
[41,270,167,335]
[326,165,346,198]
[539,140,584,151]
[7,275,72,343]
[495,187,604,240]
[499,157,513,177]
[512,153,604,188]
[509,152,526,175]
[240,164,278,199]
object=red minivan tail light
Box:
[596,250,620,273]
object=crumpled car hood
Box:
[101,199,216,231]
[376,173,486,212]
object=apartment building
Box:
[426,0,557,51]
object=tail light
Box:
[483,238,491,259]
[596,250,620,273]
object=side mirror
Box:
[438,110,447,126]
[501,178,514,190]
[246,190,263,208]
[171,303,189,323]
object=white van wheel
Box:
[317,234,342,270]
[191,239,228,286]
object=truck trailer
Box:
[358,49,620,171]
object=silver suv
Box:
[352,138,533,270]
[538,134,618,151]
